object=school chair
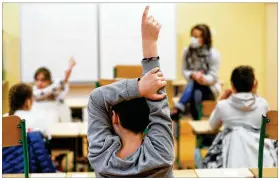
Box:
[194,100,217,168]
[258,110,278,178]
[114,65,142,79]
[2,116,29,178]
[95,79,118,88]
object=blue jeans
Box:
[175,80,194,112]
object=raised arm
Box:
[141,6,174,162]
[33,79,64,100]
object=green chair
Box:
[258,110,278,178]
[2,115,29,178]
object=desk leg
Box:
[73,138,78,172]
[176,120,182,169]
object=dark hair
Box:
[9,83,33,115]
[231,65,255,93]
[34,67,52,82]
[191,24,212,49]
[112,98,150,134]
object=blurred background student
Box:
[32,58,76,123]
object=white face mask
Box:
[190,37,200,48]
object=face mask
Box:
[190,37,200,48]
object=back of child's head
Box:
[34,67,52,82]
[112,98,150,134]
[231,65,255,92]
[9,83,33,115]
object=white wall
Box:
[20,3,98,82]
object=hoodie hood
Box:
[228,93,258,112]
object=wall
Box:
[265,3,278,110]
[176,3,266,96]
[2,3,21,114]
[3,3,21,86]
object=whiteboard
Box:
[20,3,98,82]
[99,3,176,79]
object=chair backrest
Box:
[2,115,29,178]
[202,100,217,117]
[265,110,278,140]
[165,80,175,108]
[2,115,22,147]
[97,79,118,87]
[114,65,142,78]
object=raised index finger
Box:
[142,6,150,22]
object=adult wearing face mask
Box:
[171,24,221,122]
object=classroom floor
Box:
[173,119,208,170]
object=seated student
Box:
[4,83,49,135]
[3,83,56,173]
[32,58,76,122]
[203,65,277,168]
[87,6,174,177]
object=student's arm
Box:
[55,83,69,103]
[209,103,222,130]
[141,6,174,163]
[87,79,141,163]
[33,79,64,100]
[202,50,221,85]
[182,48,195,81]
[142,58,175,162]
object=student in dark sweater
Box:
[87,6,174,177]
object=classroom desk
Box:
[66,172,96,178]
[195,168,254,178]
[173,170,198,177]
[188,120,224,135]
[65,96,89,109]
[48,122,87,172]
[250,168,278,178]
[2,173,66,178]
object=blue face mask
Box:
[190,37,200,48]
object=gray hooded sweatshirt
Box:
[209,93,277,168]
[87,59,174,177]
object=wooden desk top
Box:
[173,170,198,177]
[2,173,66,178]
[195,168,254,178]
[66,172,96,178]
[250,168,278,178]
[188,120,223,134]
[48,122,87,138]
[172,79,187,86]
[65,96,89,108]
[30,173,66,178]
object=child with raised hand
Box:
[87,6,174,177]
[33,57,76,103]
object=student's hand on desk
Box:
[141,6,161,58]
[138,67,167,100]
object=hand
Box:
[69,56,76,70]
[192,71,203,81]
[141,6,161,58]
[218,89,233,100]
[64,57,76,82]
[138,67,167,100]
